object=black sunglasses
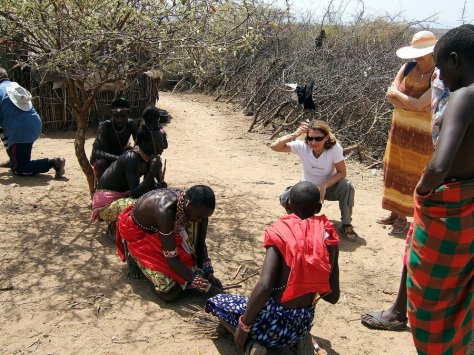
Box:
[306,135,325,142]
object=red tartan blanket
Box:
[264,213,339,302]
[116,205,194,285]
[407,178,474,354]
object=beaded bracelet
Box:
[191,273,211,292]
[163,248,178,258]
[238,315,251,333]
[202,258,214,276]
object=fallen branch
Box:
[232,270,260,285]
[367,161,383,169]
[112,337,149,344]
[232,265,243,280]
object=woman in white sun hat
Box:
[376,31,437,235]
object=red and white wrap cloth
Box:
[116,205,194,285]
[263,213,340,303]
[91,190,130,221]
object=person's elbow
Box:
[269,143,280,152]
[335,166,347,179]
[427,159,451,179]
[255,278,274,295]
[323,288,340,304]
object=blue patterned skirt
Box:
[205,293,314,349]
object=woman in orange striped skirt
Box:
[377,31,436,235]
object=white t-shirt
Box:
[288,140,344,186]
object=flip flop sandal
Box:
[245,341,267,355]
[361,311,408,331]
[376,214,398,225]
[340,224,358,242]
[389,220,408,235]
[314,342,328,355]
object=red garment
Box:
[264,213,339,303]
[116,205,194,285]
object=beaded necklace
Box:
[272,282,287,292]
[112,121,126,151]
[131,188,187,233]
[132,146,150,162]
[174,190,187,232]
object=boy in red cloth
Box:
[206,181,340,353]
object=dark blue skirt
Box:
[205,293,314,349]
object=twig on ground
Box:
[367,161,383,169]
[112,337,149,344]
[232,265,243,280]
[26,339,40,349]
[232,271,260,285]
[241,266,247,278]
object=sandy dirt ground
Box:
[0,92,420,354]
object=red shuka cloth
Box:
[116,205,194,285]
[263,213,339,303]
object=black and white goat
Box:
[285,81,316,110]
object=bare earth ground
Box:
[0,92,418,355]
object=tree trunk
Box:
[74,110,95,196]
[67,79,95,197]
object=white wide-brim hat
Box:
[396,30,437,59]
[6,82,33,111]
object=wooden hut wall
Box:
[0,48,159,130]
[31,80,75,131]
[123,74,159,120]
[87,74,159,125]
[29,74,159,131]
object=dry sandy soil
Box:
[0,92,419,354]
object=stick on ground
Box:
[241,266,247,278]
[232,271,260,285]
[232,265,243,280]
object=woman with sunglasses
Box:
[270,120,358,241]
